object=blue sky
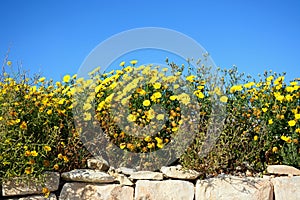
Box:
[1,0,300,82]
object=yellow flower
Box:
[194,90,204,99]
[147,142,155,149]
[27,159,35,165]
[25,150,31,157]
[230,85,243,93]
[169,95,177,101]
[53,164,59,170]
[155,137,163,143]
[42,187,50,198]
[47,110,53,115]
[84,112,92,121]
[58,153,63,159]
[268,119,273,125]
[295,114,300,120]
[274,93,284,102]
[157,142,164,149]
[137,88,146,95]
[83,103,92,111]
[6,60,12,66]
[152,92,162,99]
[288,120,296,127]
[285,94,293,101]
[153,82,161,89]
[262,108,268,113]
[143,100,151,107]
[156,114,164,120]
[266,76,274,82]
[253,135,258,141]
[25,167,33,174]
[127,114,137,122]
[120,143,126,149]
[130,60,138,65]
[144,136,152,142]
[63,156,69,163]
[31,151,38,157]
[272,146,278,153]
[220,96,228,103]
[274,76,284,85]
[20,121,27,130]
[119,61,125,67]
[39,77,46,82]
[186,75,196,82]
[124,66,133,72]
[147,109,155,120]
[281,135,292,143]
[43,145,51,152]
[58,99,65,105]
[290,81,298,86]
[296,128,300,133]
[244,82,255,88]
[286,86,295,93]
[177,93,190,105]
[63,74,71,83]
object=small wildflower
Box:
[6,61,12,66]
[42,187,50,198]
[25,167,33,174]
[220,96,228,103]
[63,74,71,83]
[30,151,38,157]
[143,100,151,107]
[43,145,51,152]
[120,143,126,149]
[20,121,27,130]
[253,135,258,141]
[25,150,31,157]
[130,60,138,65]
[53,164,59,170]
[272,146,278,153]
[119,61,125,67]
[288,120,296,127]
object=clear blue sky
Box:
[1,0,300,82]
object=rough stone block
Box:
[59,182,133,200]
[2,172,60,197]
[196,176,273,200]
[135,180,194,200]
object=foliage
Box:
[0,58,299,184]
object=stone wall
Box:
[1,160,300,200]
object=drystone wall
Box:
[1,159,300,200]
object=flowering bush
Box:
[180,68,300,175]
[0,59,299,184]
[0,65,91,184]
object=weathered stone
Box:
[2,172,60,197]
[108,170,134,186]
[61,169,115,183]
[196,176,273,200]
[59,182,133,200]
[4,193,57,200]
[271,176,300,200]
[87,158,109,172]
[129,171,163,180]
[116,167,137,175]
[161,165,200,180]
[135,180,194,200]
[267,165,300,176]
